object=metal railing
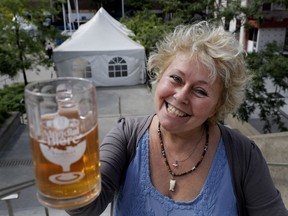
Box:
[0,179,50,216]
[267,162,288,167]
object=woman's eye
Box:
[195,89,208,97]
[170,75,182,83]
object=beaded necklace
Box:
[167,129,204,168]
[157,122,209,192]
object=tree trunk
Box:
[22,67,28,86]
[15,25,28,86]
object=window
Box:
[108,57,128,78]
[248,28,258,42]
[84,65,92,78]
[262,3,271,11]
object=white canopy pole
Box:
[74,0,80,28]
[67,0,73,32]
[121,0,124,17]
[62,3,67,31]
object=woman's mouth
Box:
[166,103,190,117]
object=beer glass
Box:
[25,77,101,210]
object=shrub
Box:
[0,83,25,126]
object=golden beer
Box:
[29,110,101,209]
[25,77,100,209]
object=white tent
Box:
[99,7,134,36]
[53,8,146,86]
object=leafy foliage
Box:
[122,0,279,57]
[0,83,25,126]
[121,10,173,56]
[235,42,288,133]
[0,0,63,85]
[121,1,216,56]
[0,47,22,77]
[0,83,25,113]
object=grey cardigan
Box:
[67,115,288,216]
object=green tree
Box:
[125,0,153,12]
[121,10,172,56]
[122,0,265,54]
[0,0,63,85]
[235,42,288,133]
[121,1,215,55]
[158,0,213,22]
[0,83,25,126]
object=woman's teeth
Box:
[167,104,188,117]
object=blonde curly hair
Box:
[148,21,248,122]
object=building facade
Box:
[228,0,288,53]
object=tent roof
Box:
[54,8,144,53]
[99,7,134,36]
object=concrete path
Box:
[0,66,57,89]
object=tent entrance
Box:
[72,58,92,78]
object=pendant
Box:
[172,161,179,167]
[169,178,176,192]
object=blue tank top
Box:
[114,131,238,216]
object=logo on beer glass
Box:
[40,115,86,184]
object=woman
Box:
[67,21,288,215]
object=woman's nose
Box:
[174,87,189,104]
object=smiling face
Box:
[154,54,223,134]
